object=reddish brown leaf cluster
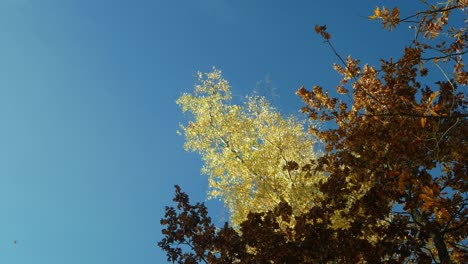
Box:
[159,186,424,263]
[314,25,331,40]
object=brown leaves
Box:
[419,185,440,212]
[159,186,246,263]
[314,24,331,40]
[336,86,348,95]
[161,1,467,263]
[160,186,417,263]
[398,170,410,194]
[298,2,467,263]
[283,160,299,171]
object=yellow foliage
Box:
[177,69,325,226]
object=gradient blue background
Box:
[0,1,423,263]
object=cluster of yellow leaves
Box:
[177,69,325,226]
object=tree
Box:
[159,185,420,263]
[161,1,467,263]
[298,1,467,262]
[176,69,324,226]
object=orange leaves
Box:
[392,6,400,20]
[333,57,361,83]
[454,58,468,85]
[419,184,444,214]
[427,91,440,106]
[434,207,450,222]
[419,185,437,212]
[413,1,468,86]
[418,91,442,127]
[426,91,441,117]
[369,6,400,30]
[302,3,466,262]
[420,117,427,128]
[299,85,339,116]
[162,2,468,263]
[418,184,452,223]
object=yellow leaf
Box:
[420,117,426,128]
[369,6,381,20]
[374,6,381,16]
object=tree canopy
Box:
[176,69,324,226]
[160,1,467,263]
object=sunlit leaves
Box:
[177,68,324,226]
[303,1,467,262]
[369,6,400,31]
[161,1,467,263]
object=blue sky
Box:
[0,1,424,263]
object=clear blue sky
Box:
[0,1,423,263]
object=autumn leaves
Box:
[161,1,467,263]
